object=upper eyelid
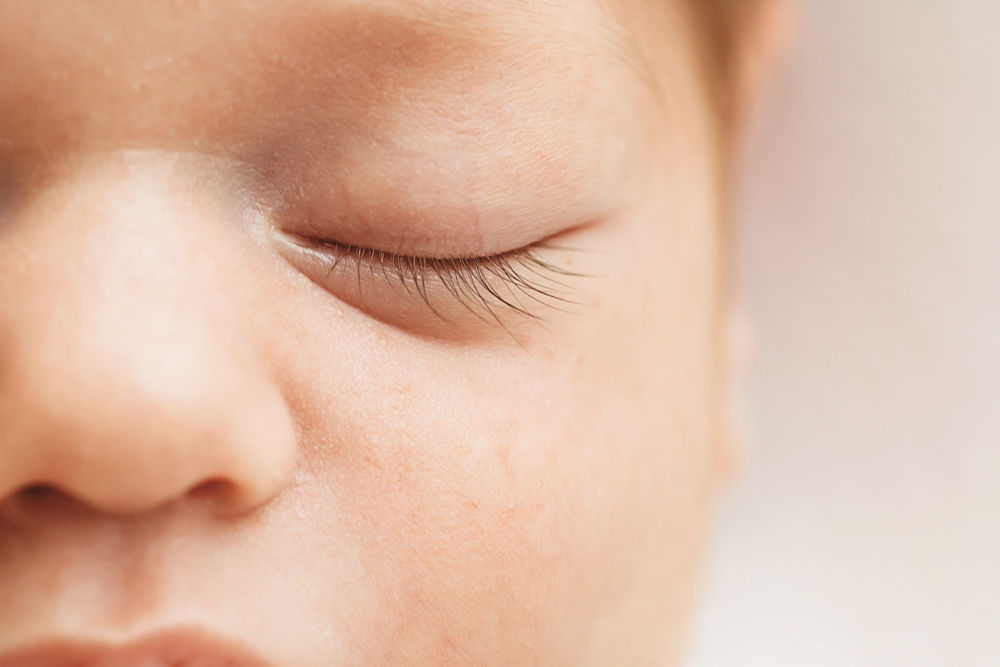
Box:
[284,232,587,325]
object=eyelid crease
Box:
[284,232,588,329]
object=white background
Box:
[688,1,1000,665]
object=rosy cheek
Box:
[254,264,602,657]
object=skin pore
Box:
[0,0,776,665]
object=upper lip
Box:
[0,628,274,667]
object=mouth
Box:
[0,628,274,667]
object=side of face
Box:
[0,1,729,665]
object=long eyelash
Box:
[290,235,585,324]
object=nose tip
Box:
[0,364,298,519]
[0,153,298,522]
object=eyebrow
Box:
[260,1,650,100]
[247,0,661,143]
[0,0,657,156]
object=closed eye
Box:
[285,233,586,329]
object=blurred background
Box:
[686,1,1000,665]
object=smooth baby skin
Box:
[0,0,734,665]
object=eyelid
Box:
[281,231,586,330]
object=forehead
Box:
[0,0,629,65]
[0,0,656,152]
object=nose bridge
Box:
[0,153,296,517]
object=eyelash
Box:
[289,235,583,325]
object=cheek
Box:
[248,235,718,665]
[268,332,593,660]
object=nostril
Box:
[0,478,254,525]
[20,484,53,499]
[10,483,62,511]
[0,483,92,525]
[185,478,247,514]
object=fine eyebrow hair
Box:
[276,0,657,104]
[0,0,663,163]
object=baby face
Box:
[0,0,730,665]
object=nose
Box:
[0,154,297,518]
